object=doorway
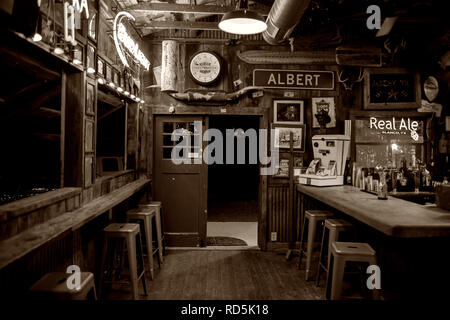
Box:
[207,115,260,247]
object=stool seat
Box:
[325,219,353,229]
[127,207,156,218]
[104,223,139,234]
[332,242,376,256]
[30,272,96,300]
[306,210,334,219]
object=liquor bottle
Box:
[344,159,352,185]
[378,171,388,200]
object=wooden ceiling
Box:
[114,0,448,52]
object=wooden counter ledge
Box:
[297,184,450,238]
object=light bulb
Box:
[87,67,95,74]
[97,78,105,85]
[53,47,64,55]
[117,87,124,93]
[108,82,115,88]
[124,91,130,96]
[32,33,42,42]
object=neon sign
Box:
[64,0,89,46]
[370,117,420,141]
[113,12,150,71]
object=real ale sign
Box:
[253,69,335,90]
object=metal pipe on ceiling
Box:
[262,0,312,45]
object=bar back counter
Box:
[296,184,450,299]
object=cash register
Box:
[298,135,350,186]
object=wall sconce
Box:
[71,45,83,65]
[87,44,96,74]
[32,13,43,42]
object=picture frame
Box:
[273,100,304,124]
[86,82,96,116]
[364,68,421,110]
[312,97,336,128]
[293,156,304,168]
[274,158,290,178]
[272,124,306,151]
[85,119,94,153]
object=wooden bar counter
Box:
[296,184,450,299]
[296,184,450,238]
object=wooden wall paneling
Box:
[64,71,85,188]
[127,103,139,170]
[60,72,66,187]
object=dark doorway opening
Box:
[207,115,260,247]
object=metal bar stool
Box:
[139,201,165,263]
[127,207,160,280]
[327,241,379,300]
[316,218,354,287]
[298,210,334,281]
[99,223,148,300]
[30,272,97,300]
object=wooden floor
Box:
[106,250,324,300]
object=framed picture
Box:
[293,156,304,168]
[86,82,95,115]
[364,68,421,110]
[273,124,306,151]
[274,158,290,178]
[312,97,336,128]
[273,100,304,124]
[85,119,94,153]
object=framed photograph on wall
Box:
[273,100,304,124]
[272,124,306,151]
[274,158,290,178]
[86,82,96,116]
[312,97,336,128]
[364,68,421,110]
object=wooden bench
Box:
[0,178,150,270]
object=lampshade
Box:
[219,9,267,35]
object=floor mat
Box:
[207,236,248,246]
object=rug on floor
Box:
[207,236,248,246]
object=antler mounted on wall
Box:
[337,67,365,90]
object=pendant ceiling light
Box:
[219,0,267,35]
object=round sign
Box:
[424,76,439,102]
[189,51,222,85]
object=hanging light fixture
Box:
[219,0,267,35]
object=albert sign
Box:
[253,69,335,90]
[113,12,150,71]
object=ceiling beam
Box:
[138,21,220,31]
[125,3,269,15]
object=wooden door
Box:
[154,116,208,247]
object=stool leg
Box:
[297,216,308,270]
[126,235,139,300]
[144,217,155,280]
[330,255,345,300]
[92,284,98,300]
[316,225,327,286]
[305,217,317,281]
[328,228,338,273]
[155,208,164,264]
[98,235,108,298]
[137,233,148,296]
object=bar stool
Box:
[99,223,147,300]
[30,272,97,300]
[316,219,354,286]
[298,210,334,281]
[139,201,165,263]
[127,207,159,280]
[327,241,379,300]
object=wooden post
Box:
[161,40,179,92]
